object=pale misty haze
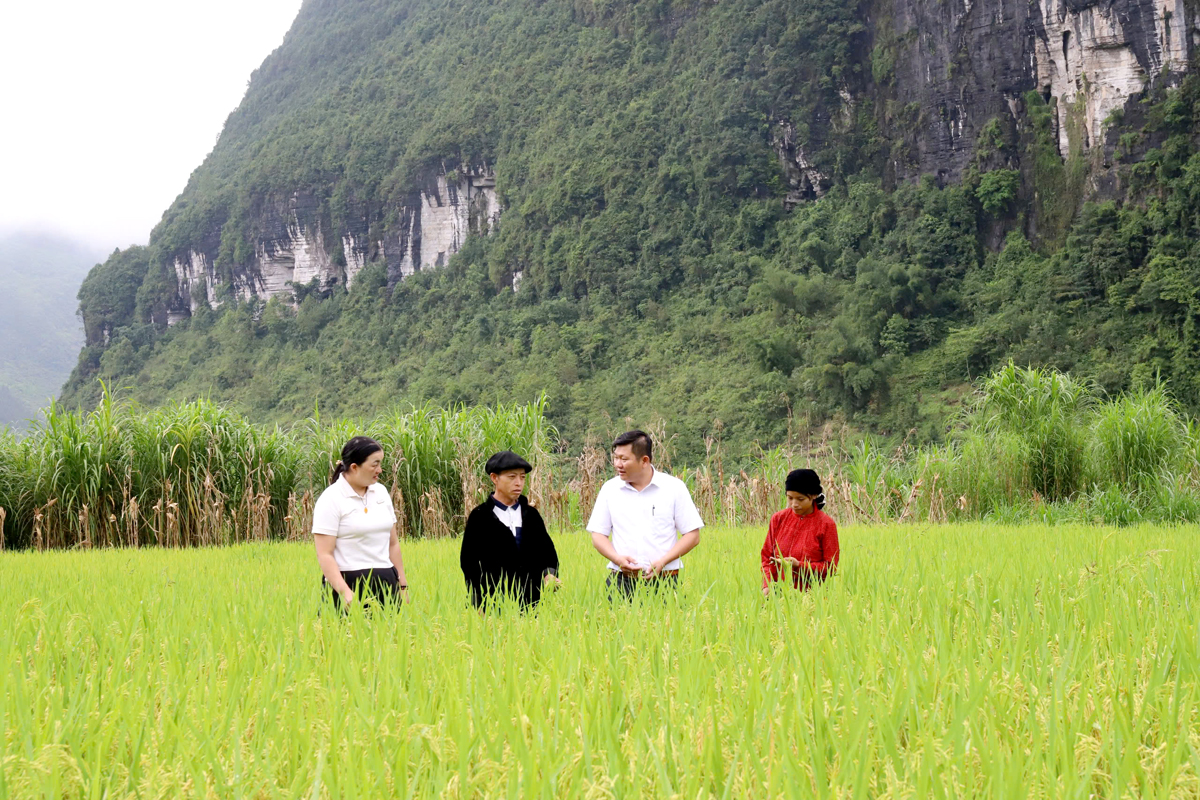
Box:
[0,0,303,252]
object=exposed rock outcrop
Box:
[773,121,830,208]
[1033,0,1188,155]
[167,167,499,322]
[382,172,500,284]
[882,0,1192,181]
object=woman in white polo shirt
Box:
[313,436,409,610]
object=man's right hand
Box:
[613,554,641,574]
[340,588,355,606]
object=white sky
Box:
[0,0,304,252]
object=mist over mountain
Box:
[0,232,101,429]
[62,0,1200,459]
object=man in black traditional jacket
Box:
[460,451,560,609]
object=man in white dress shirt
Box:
[587,430,703,599]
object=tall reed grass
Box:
[808,364,1200,526]
[1091,384,1186,490]
[975,363,1092,500]
[3,364,1200,550]
[0,394,554,549]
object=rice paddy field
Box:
[3,522,1200,799]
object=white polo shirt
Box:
[311,476,397,571]
[586,468,704,571]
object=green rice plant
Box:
[1091,384,1187,491]
[4,524,1199,797]
[981,498,1036,524]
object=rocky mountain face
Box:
[152,0,1193,325]
[881,0,1189,181]
[168,168,500,322]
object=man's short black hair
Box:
[612,430,652,461]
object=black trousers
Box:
[325,566,402,611]
[606,570,679,601]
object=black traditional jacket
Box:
[460,495,559,608]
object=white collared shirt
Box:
[491,497,523,539]
[586,467,704,571]
[311,476,397,570]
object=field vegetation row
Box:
[3,524,1199,797]
[4,365,1200,550]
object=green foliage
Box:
[1022,91,1088,245]
[974,117,1008,159]
[839,365,1200,524]
[77,246,151,346]
[948,429,1032,514]
[1091,383,1186,491]
[299,398,557,536]
[975,169,1020,216]
[61,0,893,457]
[10,366,1200,546]
[972,363,1091,501]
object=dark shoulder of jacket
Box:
[470,500,500,519]
[463,502,496,534]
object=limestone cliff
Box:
[879,0,1192,181]
[168,167,499,322]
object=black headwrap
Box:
[785,468,825,509]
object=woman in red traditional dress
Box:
[761,468,839,596]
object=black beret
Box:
[785,468,822,495]
[485,450,533,475]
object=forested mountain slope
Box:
[64,0,1200,460]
